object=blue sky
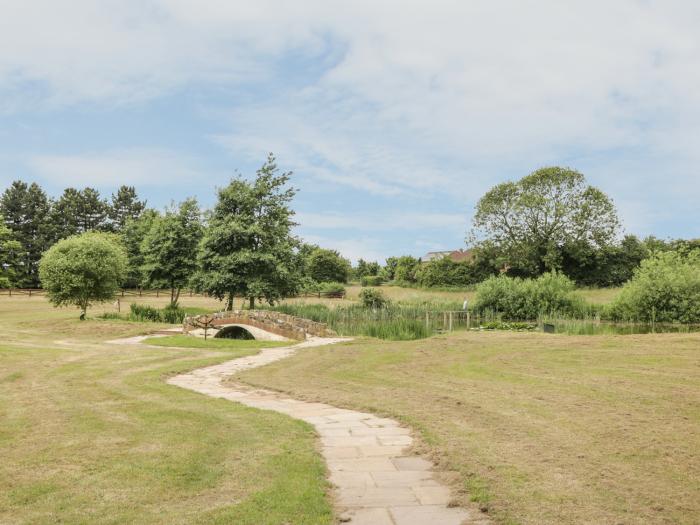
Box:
[1,1,699,262]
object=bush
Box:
[415,257,480,288]
[318,282,346,296]
[607,250,700,323]
[361,275,384,287]
[474,272,587,320]
[359,288,388,309]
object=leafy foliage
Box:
[361,275,384,287]
[472,167,620,275]
[393,255,420,283]
[0,181,53,287]
[415,257,479,287]
[141,199,201,305]
[0,216,22,287]
[38,232,127,318]
[109,185,146,231]
[474,272,587,320]
[196,154,299,309]
[608,250,700,323]
[306,248,351,283]
[359,287,388,308]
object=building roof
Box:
[421,249,474,263]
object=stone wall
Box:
[183,309,336,340]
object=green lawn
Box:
[239,330,700,525]
[0,297,331,525]
[144,334,292,350]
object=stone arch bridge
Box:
[183,309,335,341]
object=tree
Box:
[121,209,159,288]
[196,154,299,309]
[38,232,127,319]
[51,188,83,238]
[0,181,53,287]
[306,248,351,283]
[471,167,620,276]
[0,217,22,287]
[109,186,146,231]
[52,187,109,238]
[393,255,419,283]
[141,199,201,306]
[383,256,399,280]
[77,188,109,232]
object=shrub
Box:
[415,257,480,288]
[361,275,384,287]
[607,250,700,323]
[474,272,587,320]
[359,288,388,309]
[318,282,346,296]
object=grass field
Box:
[0,297,331,525]
[239,331,700,525]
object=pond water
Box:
[542,320,700,335]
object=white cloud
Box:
[296,211,467,232]
[2,1,700,233]
[28,149,200,188]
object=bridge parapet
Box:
[184,309,336,340]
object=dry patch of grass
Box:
[239,330,700,525]
[0,297,332,524]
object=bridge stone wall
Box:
[183,309,336,340]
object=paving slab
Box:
[166,336,479,525]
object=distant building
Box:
[420,249,474,263]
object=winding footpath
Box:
[167,337,486,525]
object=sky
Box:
[1,1,699,262]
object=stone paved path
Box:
[168,337,486,525]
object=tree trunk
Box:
[226,293,234,311]
[249,296,255,310]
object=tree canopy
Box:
[141,199,201,305]
[39,232,127,319]
[471,167,620,275]
[306,248,351,283]
[196,154,299,309]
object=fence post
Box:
[449,311,453,331]
[425,311,429,330]
[28,289,32,297]
[467,310,470,329]
[156,290,159,297]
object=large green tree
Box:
[306,248,351,283]
[39,232,127,319]
[121,209,159,288]
[109,186,146,231]
[141,199,201,306]
[51,187,109,238]
[471,167,620,276]
[0,181,53,287]
[197,154,299,309]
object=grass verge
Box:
[0,297,331,524]
[238,331,700,525]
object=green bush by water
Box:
[474,272,593,320]
[607,250,700,323]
